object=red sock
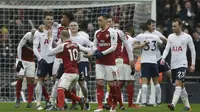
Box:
[27,83,34,103]
[57,88,65,108]
[70,92,81,102]
[71,87,76,105]
[109,85,117,106]
[42,85,49,101]
[16,79,22,99]
[107,93,112,106]
[116,86,123,106]
[126,84,134,106]
[97,85,104,108]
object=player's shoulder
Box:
[108,27,116,33]
[153,30,162,35]
[168,33,175,39]
[78,31,89,39]
[24,32,32,37]
[182,32,192,38]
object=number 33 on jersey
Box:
[135,33,163,63]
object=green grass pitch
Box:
[0,103,200,112]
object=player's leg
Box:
[140,63,150,106]
[158,58,172,83]
[168,67,187,111]
[24,61,35,108]
[152,64,162,106]
[77,62,90,110]
[181,83,191,111]
[106,65,118,111]
[14,59,25,108]
[35,61,48,110]
[94,64,105,112]
[48,59,62,108]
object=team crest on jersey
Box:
[106,34,109,38]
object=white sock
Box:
[172,86,181,107]
[155,84,161,104]
[141,84,148,104]
[181,88,190,108]
[80,81,88,102]
[50,80,59,106]
[35,81,42,106]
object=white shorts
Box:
[95,64,118,81]
[117,64,134,80]
[52,58,62,75]
[58,73,79,90]
[16,59,35,77]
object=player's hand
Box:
[39,58,47,64]
[160,58,165,65]
[83,52,93,58]
[129,60,134,68]
[38,25,45,32]
[144,40,150,45]
[131,67,135,75]
[93,50,103,59]
[16,61,24,72]
[190,65,195,72]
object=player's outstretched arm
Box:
[48,44,64,56]
[162,36,171,60]
[33,31,42,61]
[188,35,196,72]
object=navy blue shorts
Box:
[78,62,89,81]
[37,62,53,77]
[141,63,159,78]
[56,63,64,79]
[157,58,171,73]
[171,67,187,83]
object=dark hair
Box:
[139,22,147,31]
[172,18,183,26]
[98,14,111,19]
[62,12,74,22]
[125,23,133,32]
[79,20,88,32]
[44,11,53,18]
[146,19,155,25]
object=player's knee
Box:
[175,80,182,87]
[26,77,34,84]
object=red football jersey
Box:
[62,41,79,73]
[56,26,69,58]
[94,27,116,65]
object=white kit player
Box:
[33,11,56,110]
[14,28,36,108]
[105,15,134,110]
[160,18,196,111]
[134,29,163,107]
[145,19,170,106]
[69,21,93,110]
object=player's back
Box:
[62,41,79,73]
[135,33,162,64]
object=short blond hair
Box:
[60,30,70,39]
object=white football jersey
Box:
[162,32,196,69]
[135,32,163,64]
[78,31,90,62]
[33,28,57,63]
[71,34,93,62]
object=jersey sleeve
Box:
[188,35,196,65]
[156,35,163,44]
[17,32,29,60]
[162,35,171,59]
[48,44,64,56]
[33,30,42,60]
[92,30,98,51]
[78,43,92,53]
[120,34,133,61]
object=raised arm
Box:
[33,31,42,61]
